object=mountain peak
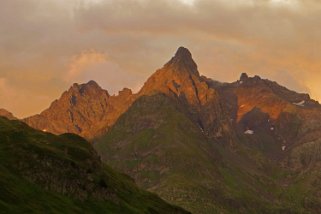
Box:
[0,108,17,120]
[24,80,136,139]
[118,88,132,97]
[86,80,100,87]
[175,46,192,59]
[240,73,249,81]
[165,47,199,76]
[69,80,106,96]
[71,80,100,88]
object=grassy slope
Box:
[0,117,188,214]
[95,94,221,213]
[95,94,313,213]
[282,140,321,213]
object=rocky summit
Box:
[24,80,136,139]
[139,47,233,142]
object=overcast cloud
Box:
[0,0,321,117]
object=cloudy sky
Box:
[1,0,321,118]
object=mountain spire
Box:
[164,47,199,76]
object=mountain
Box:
[95,93,289,213]
[19,47,321,213]
[24,81,136,139]
[24,47,233,143]
[95,47,321,213]
[0,108,17,120]
[0,116,189,213]
[138,47,234,142]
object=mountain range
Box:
[1,47,321,213]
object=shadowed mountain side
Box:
[94,93,312,213]
[0,116,189,213]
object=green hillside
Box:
[94,93,321,213]
[0,116,189,214]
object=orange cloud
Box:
[0,77,53,118]
[65,50,144,95]
[66,50,108,82]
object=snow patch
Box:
[42,129,47,132]
[293,100,305,107]
[282,146,286,151]
[244,130,254,135]
[270,127,274,131]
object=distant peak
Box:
[240,73,249,81]
[253,75,261,80]
[70,80,101,90]
[86,80,99,87]
[0,108,17,120]
[239,73,262,83]
[71,80,99,88]
[175,47,192,59]
[72,83,79,88]
[164,46,199,76]
[118,88,133,97]
[0,108,10,113]
[67,80,107,97]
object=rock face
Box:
[139,47,209,104]
[219,73,321,158]
[24,81,136,139]
[228,73,319,121]
[0,108,17,120]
